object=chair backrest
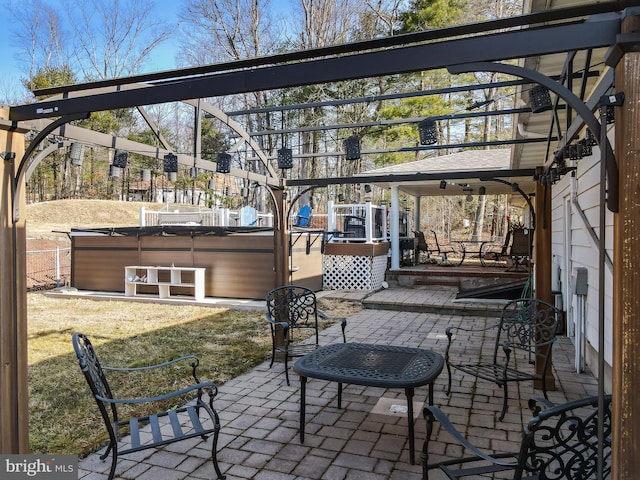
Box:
[266,285,319,342]
[72,332,119,427]
[516,395,612,480]
[430,230,445,252]
[494,298,560,361]
[295,205,313,227]
[499,229,512,255]
[413,230,428,251]
[510,228,532,257]
[343,215,365,238]
[239,205,258,226]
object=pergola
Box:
[2,1,640,476]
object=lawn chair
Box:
[294,204,313,228]
[422,394,612,479]
[266,285,347,385]
[480,229,512,267]
[413,230,436,264]
[508,228,533,271]
[445,298,560,420]
[72,332,226,480]
[430,230,458,265]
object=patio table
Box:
[456,240,490,266]
[293,342,444,464]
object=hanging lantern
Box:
[167,171,177,182]
[344,136,360,160]
[113,150,128,168]
[418,118,438,145]
[277,147,293,169]
[109,165,121,178]
[529,85,553,113]
[163,153,178,173]
[141,169,151,182]
[208,179,216,190]
[69,143,85,166]
[216,153,231,173]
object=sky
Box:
[0,0,186,102]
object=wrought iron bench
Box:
[72,332,226,480]
[445,298,560,420]
[422,394,612,479]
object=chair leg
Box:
[499,383,508,421]
[106,448,117,480]
[284,354,291,386]
[210,410,227,480]
[445,363,452,396]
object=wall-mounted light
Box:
[277,147,293,169]
[113,150,129,168]
[216,152,231,173]
[344,136,361,160]
[418,118,438,145]
[69,143,84,166]
[529,85,553,113]
[164,153,178,173]
[439,180,447,189]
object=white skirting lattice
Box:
[322,254,387,290]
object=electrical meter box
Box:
[573,267,588,295]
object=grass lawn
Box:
[27,292,359,457]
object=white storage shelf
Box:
[124,266,205,301]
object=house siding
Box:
[551,134,614,392]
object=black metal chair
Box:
[72,332,226,480]
[430,230,458,264]
[480,229,512,267]
[413,230,436,264]
[445,298,560,420]
[422,394,612,479]
[266,285,347,385]
[508,228,533,271]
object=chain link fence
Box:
[26,248,71,290]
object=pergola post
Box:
[272,187,289,288]
[612,11,640,479]
[534,168,555,391]
[0,110,28,453]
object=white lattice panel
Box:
[323,254,387,290]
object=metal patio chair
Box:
[266,285,347,385]
[508,228,533,271]
[445,298,561,420]
[413,230,436,264]
[72,332,226,480]
[480,229,512,267]
[430,230,458,264]
[422,394,612,479]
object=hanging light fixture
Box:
[167,171,177,182]
[439,180,447,190]
[418,118,438,145]
[344,136,361,160]
[141,169,151,182]
[113,150,128,168]
[529,85,553,113]
[208,179,216,190]
[216,152,231,173]
[277,147,293,169]
[109,165,121,178]
[69,143,84,166]
[163,153,178,173]
[190,166,199,179]
[479,186,486,196]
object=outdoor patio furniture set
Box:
[72,288,610,479]
[414,228,533,269]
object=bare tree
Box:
[64,0,173,80]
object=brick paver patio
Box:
[78,286,598,479]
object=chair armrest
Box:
[527,397,555,416]
[102,355,200,373]
[423,406,518,467]
[96,381,219,405]
[318,310,347,342]
[265,313,290,330]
